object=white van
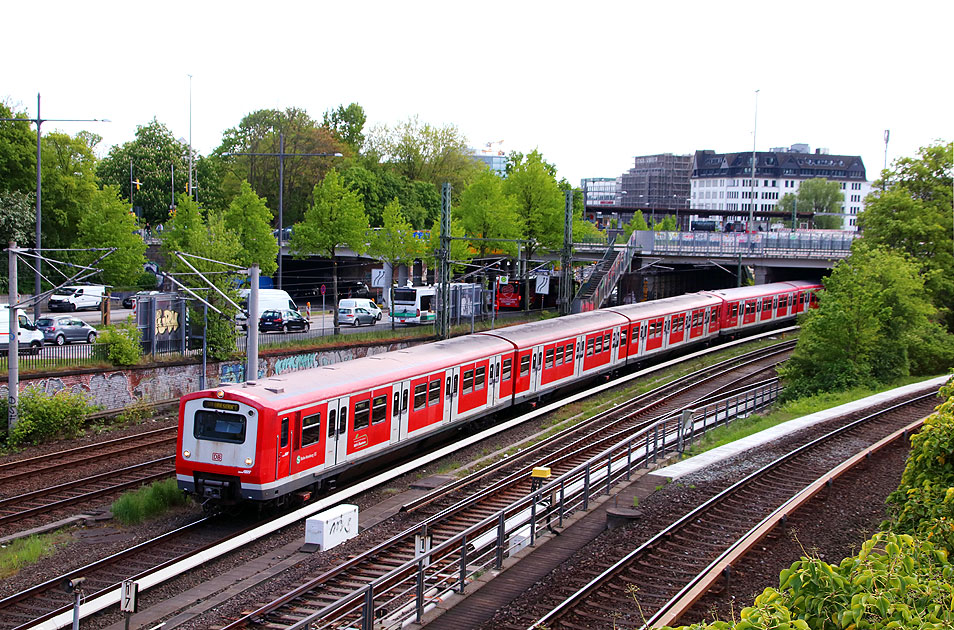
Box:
[238,288,298,329]
[338,298,382,321]
[48,285,106,312]
[0,306,44,354]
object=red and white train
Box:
[177,281,821,505]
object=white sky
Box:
[3,0,950,187]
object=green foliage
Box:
[223,180,278,276]
[40,130,101,250]
[654,215,678,231]
[97,119,190,228]
[795,178,844,229]
[323,103,367,154]
[778,243,942,399]
[91,321,142,366]
[5,386,99,447]
[860,142,954,330]
[664,532,954,630]
[884,377,954,553]
[110,478,190,525]
[0,189,35,292]
[0,532,69,579]
[425,216,473,274]
[0,102,35,195]
[368,198,423,270]
[75,185,148,287]
[631,211,650,232]
[503,149,564,259]
[456,170,522,258]
[340,164,439,229]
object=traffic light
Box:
[132,178,142,191]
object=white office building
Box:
[690,144,872,231]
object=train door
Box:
[514,349,533,396]
[615,326,627,363]
[275,413,293,480]
[488,355,501,407]
[348,387,392,456]
[761,297,773,322]
[444,367,459,423]
[498,355,514,400]
[393,380,410,441]
[290,405,325,476]
[323,397,349,467]
[777,293,789,317]
[629,322,641,359]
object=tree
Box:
[75,186,147,288]
[367,116,483,197]
[161,194,242,360]
[97,119,190,228]
[503,150,564,310]
[340,164,440,229]
[368,198,423,320]
[425,216,473,275]
[40,130,100,249]
[456,170,522,258]
[776,192,799,228]
[0,189,35,292]
[223,181,278,277]
[216,108,346,227]
[0,102,35,195]
[290,169,369,334]
[323,103,367,154]
[795,178,844,229]
[859,142,954,330]
[778,242,954,399]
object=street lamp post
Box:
[749,89,760,233]
[0,93,109,319]
[223,135,342,289]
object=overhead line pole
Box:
[223,136,342,289]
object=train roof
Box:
[702,281,817,300]
[478,310,629,346]
[211,333,514,408]
[606,293,723,320]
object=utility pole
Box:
[223,136,342,289]
[7,242,19,435]
[560,190,574,315]
[437,183,452,339]
[188,74,194,202]
[0,94,108,319]
[749,89,759,232]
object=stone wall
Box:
[2,340,422,411]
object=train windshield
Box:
[194,410,247,444]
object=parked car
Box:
[35,316,98,345]
[47,285,106,311]
[338,298,382,321]
[122,290,161,309]
[259,309,310,333]
[338,307,376,327]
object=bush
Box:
[111,478,190,525]
[6,386,99,447]
[91,321,142,366]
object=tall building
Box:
[617,154,692,210]
[690,144,871,231]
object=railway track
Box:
[218,342,796,629]
[523,392,938,630]
[0,427,177,487]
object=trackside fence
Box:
[288,379,782,630]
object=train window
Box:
[414,384,427,410]
[729,303,738,318]
[620,330,627,347]
[566,342,574,359]
[402,389,409,411]
[280,417,289,448]
[502,358,512,381]
[446,377,452,397]
[328,409,337,437]
[340,409,347,434]
[462,370,474,394]
[603,333,611,349]
[301,413,321,447]
[545,349,554,368]
[520,355,530,376]
[475,366,486,390]
[633,325,641,342]
[555,346,564,365]
[429,380,441,405]
[371,395,387,424]
[194,410,246,444]
[393,392,400,417]
[354,400,370,431]
[587,338,595,356]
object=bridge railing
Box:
[650,230,857,258]
[573,227,641,313]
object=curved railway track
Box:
[524,392,938,630]
[218,342,796,629]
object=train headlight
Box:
[245,457,253,466]
[183,450,191,458]
[216,390,224,399]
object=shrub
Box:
[111,478,190,525]
[91,321,142,366]
[6,386,99,447]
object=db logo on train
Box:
[212,452,223,462]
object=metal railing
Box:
[573,228,641,313]
[291,380,781,630]
[650,230,857,258]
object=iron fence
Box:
[651,230,857,258]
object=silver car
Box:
[35,316,98,345]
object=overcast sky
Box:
[3,0,950,188]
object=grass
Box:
[0,531,71,579]
[110,478,192,525]
[684,375,945,456]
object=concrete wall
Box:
[1,340,422,411]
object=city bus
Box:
[390,286,437,325]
